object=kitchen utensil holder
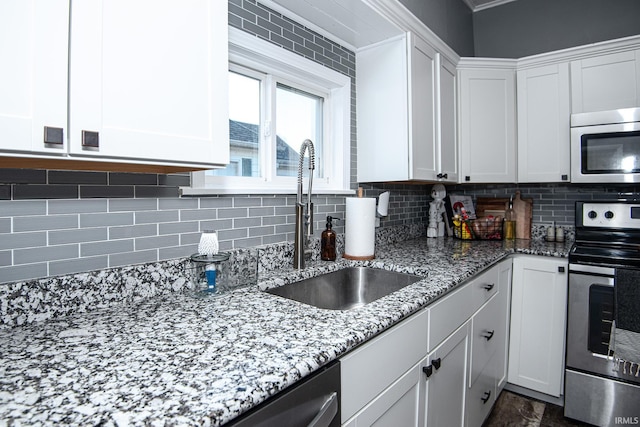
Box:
[189,252,231,294]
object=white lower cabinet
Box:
[508,256,568,397]
[421,322,470,427]
[343,363,421,427]
[341,259,512,427]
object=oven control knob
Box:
[588,210,597,219]
[605,211,614,219]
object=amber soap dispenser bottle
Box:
[321,216,338,261]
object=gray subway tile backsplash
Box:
[49,228,109,245]
[0,251,11,267]
[13,184,79,200]
[14,244,79,265]
[109,250,159,268]
[0,218,10,233]
[81,239,134,257]
[80,185,135,199]
[80,212,133,228]
[48,170,107,185]
[0,169,46,184]
[108,224,158,240]
[48,199,109,214]
[14,214,78,233]
[0,263,48,283]
[49,255,109,277]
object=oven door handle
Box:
[308,392,338,427]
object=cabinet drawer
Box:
[465,358,496,427]
[470,292,501,386]
[428,284,473,352]
[341,309,428,422]
[470,265,499,313]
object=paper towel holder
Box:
[375,191,390,227]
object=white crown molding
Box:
[516,34,640,69]
[362,0,460,65]
[457,57,518,69]
[465,0,519,13]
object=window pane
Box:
[212,71,261,177]
[275,84,323,178]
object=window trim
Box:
[184,26,352,196]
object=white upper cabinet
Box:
[1,0,229,171]
[68,0,229,168]
[356,33,457,183]
[438,55,459,183]
[0,0,69,155]
[517,63,571,183]
[458,62,517,183]
[571,49,640,113]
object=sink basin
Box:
[265,267,422,310]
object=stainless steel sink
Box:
[265,267,422,310]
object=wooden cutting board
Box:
[476,191,533,239]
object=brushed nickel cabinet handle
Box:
[82,130,100,148]
[44,126,64,146]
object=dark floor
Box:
[483,391,589,427]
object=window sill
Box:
[180,187,356,196]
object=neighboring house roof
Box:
[229,119,299,162]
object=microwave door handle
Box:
[308,392,338,427]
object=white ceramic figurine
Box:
[427,184,447,238]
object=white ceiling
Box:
[462,0,519,12]
[266,0,402,49]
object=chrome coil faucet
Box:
[294,139,315,269]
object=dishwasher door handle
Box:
[308,391,338,427]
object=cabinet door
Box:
[420,322,470,427]
[409,34,437,181]
[517,63,571,183]
[495,259,512,391]
[68,0,228,167]
[0,0,68,155]
[344,364,421,427]
[356,35,409,182]
[571,49,640,113]
[508,256,568,397]
[459,68,517,183]
[341,308,428,423]
[437,55,458,183]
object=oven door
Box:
[566,264,617,378]
[570,121,640,183]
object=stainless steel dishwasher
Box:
[225,360,340,427]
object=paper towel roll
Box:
[344,197,376,260]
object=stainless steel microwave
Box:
[570,107,640,183]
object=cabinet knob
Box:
[483,283,494,291]
[561,174,568,181]
[432,357,441,370]
[481,390,492,404]
[437,173,448,179]
[465,176,471,182]
[482,330,495,341]
[44,126,64,146]
[558,266,565,273]
[82,130,100,149]
[423,365,433,378]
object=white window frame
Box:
[184,26,352,195]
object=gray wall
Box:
[473,0,640,58]
[398,0,475,57]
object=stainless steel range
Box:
[566,201,640,426]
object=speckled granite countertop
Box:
[0,237,572,426]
